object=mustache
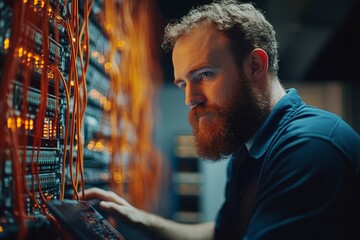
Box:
[189,104,225,122]
[190,105,207,118]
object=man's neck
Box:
[268,78,286,110]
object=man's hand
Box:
[83,187,150,227]
[82,187,214,240]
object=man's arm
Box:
[84,188,214,240]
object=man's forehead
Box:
[172,24,231,63]
[175,23,227,48]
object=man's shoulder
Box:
[266,104,360,170]
[279,104,358,143]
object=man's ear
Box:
[243,48,269,81]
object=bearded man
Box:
[84,1,360,239]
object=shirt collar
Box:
[248,88,304,159]
[245,133,256,151]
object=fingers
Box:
[100,201,122,211]
[81,187,130,206]
[99,201,143,226]
[99,201,131,223]
[82,187,108,200]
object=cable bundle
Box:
[103,0,163,210]
[0,0,92,238]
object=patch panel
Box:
[18,0,67,32]
[22,23,65,69]
[42,117,58,139]
[25,172,60,191]
[6,114,36,134]
[0,3,67,65]
[1,161,61,210]
[23,149,61,172]
[6,106,64,139]
[11,82,64,117]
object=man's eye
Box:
[177,82,186,91]
[199,72,213,80]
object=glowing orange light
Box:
[18,47,24,57]
[100,96,106,104]
[7,118,14,129]
[95,141,104,151]
[116,40,126,49]
[4,38,10,50]
[87,140,95,150]
[48,72,54,79]
[104,23,112,31]
[104,101,111,111]
[49,120,53,137]
[97,55,105,64]
[16,117,22,128]
[91,51,99,58]
[113,172,122,183]
[104,62,112,70]
[29,119,34,130]
[52,126,57,138]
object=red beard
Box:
[188,77,269,161]
[189,104,229,160]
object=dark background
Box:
[156,0,360,84]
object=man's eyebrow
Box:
[188,66,218,78]
[188,65,217,77]
[173,66,202,85]
[174,66,218,85]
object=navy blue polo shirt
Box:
[214,88,360,240]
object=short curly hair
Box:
[162,0,279,76]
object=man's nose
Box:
[185,83,205,108]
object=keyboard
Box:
[46,199,127,240]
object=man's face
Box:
[172,24,268,160]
